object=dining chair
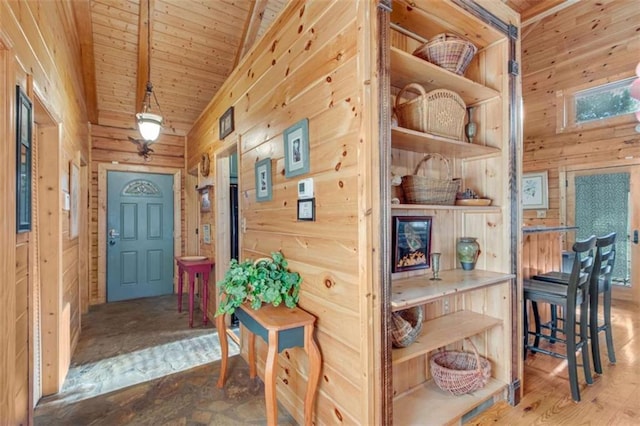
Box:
[523,235,596,402]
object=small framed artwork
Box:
[297,198,315,221]
[16,85,33,233]
[522,171,549,210]
[200,188,211,212]
[283,118,309,178]
[70,161,80,239]
[202,224,211,244]
[255,158,272,202]
[392,216,432,273]
[219,106,234,140]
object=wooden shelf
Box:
[392,203,501,213]
[391,47,501,106]
[393,378,506,425]
[390,0,505,51]
[391,269,515,312]
[392,310,502,364]
[391,126,500,159]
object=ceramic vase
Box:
[457,237,480,270]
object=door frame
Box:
[97,163,181,304]
[560,161,640,305]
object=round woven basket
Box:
[391,306,423,348]
[430,339,491,395]
[413,33,478,76]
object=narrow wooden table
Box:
[216,304,321,426]
[175,256,214,327]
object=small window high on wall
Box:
[557,75,640,132]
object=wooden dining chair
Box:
[523,235,596,402]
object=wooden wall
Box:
[187,0,380,423]
[89,124,186,304]
[522,0,640,226]
[1,0,90,422]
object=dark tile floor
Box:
[34,295,296,426]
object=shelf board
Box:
[392,310,502,364]
[391,126,500,159]
[393,378,506,425]
[392,203,501,213]
[390,0,505,51]
[391,47,501,106]
[391,269,515,312]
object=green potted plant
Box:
[215,251,302,316]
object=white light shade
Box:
[136,112,163,142]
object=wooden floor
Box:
[467,298,640,425]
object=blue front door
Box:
[107,171,174,302]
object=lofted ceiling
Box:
[74,0,575,139]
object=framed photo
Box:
[255,158,272,202]
[283,118,309,178]
[16,85,33,233]
[297,198,315,221]
[202,224,211,244]
[200,188,211,212]
[522,171,549,209]
[70,161,80,238]
[219,106,234,140]
[392,216,432,273]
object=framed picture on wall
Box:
[392,216,432,273]
[70,161,80,238]
[255,158,272,202]
[522,171,549,209]
[283,118,309,178]
[219,106,234,140]
[16,85,33,233]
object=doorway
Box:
[106,171,174,301]
[564,165,640,304]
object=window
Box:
[574,77,639,124]
[557,75,640,132]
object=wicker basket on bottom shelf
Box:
[430,338,492,395]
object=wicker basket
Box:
[401,154,460,205]
[430,339,492,396]
[394,84,466,140]
[413,33,478,76]
[391,306,423,348]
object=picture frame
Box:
[200,188,211,212]
[297,198,315,221]
[522,171,549,209]
[255,158,272,202]
[202,224,211,244]
[70,161,80,239]
[219,106,234,140]
[392,216,432,273]
[283,118,309,178]
[16,85,33,233]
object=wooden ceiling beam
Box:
[74,0,98,124]
[234,0,269,68]
[135,0,152,114]
[522,0,579,27]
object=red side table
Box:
[175,256,214,327]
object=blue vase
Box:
[457,237,480,270]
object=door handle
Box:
[634,230,639,245]
[108,228,120,238]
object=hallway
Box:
[33,295,296,425]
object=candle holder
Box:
[430,252,441,281]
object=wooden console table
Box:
[216,304,321,426]
[175,256,214,327]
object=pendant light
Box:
[136,0,163,143]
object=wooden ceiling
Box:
[74,0,575,139]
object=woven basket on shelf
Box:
[394,83,466,140]
[391,306,423,348]
[430,338,492,396]
[401,153,460,205]
[413,33,478,76]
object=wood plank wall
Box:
[522,0,640,226]
[89,125,186,304]
[1,0,90,421]
[186,0,379,423]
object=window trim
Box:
[556,72,637,133]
